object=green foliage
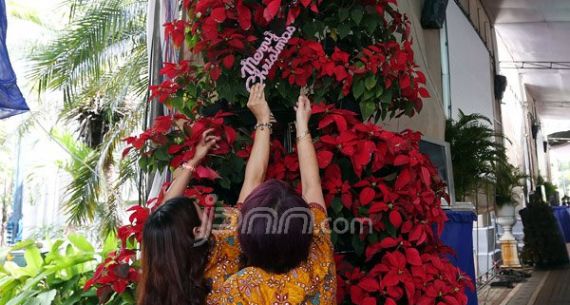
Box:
[0,235,105,305]
[445,110,507,201]
[494,162,526,207]
[519,194,569,268]
[26,0,147,234]
[29,0,147,103]
[537,175,559,203]
[53,132,101,227]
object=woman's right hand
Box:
[295,95,312,129]
[247,83,273,123]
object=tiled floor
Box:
[478,245,570,305]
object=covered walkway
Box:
[479,246,570,305]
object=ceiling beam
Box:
[500,61,570,70]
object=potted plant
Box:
[495,162,526,218]
[445,110,507,203]
[494,162,525,250]
[537,175,559,205]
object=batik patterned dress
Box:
[204,207,242,299]
[209,203,337,305]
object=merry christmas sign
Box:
[240,26,296,91]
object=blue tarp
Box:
[553,206,570,243]
[440,210,478,305]
[0,0,29,119]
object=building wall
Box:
[380,0,446,140]
[446,1,496,122]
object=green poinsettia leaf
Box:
[351,7,364,25]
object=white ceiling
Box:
[481,0,570,126]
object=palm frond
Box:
[52,131,101,225]
[28,0,147,103]
[446,109,508,200]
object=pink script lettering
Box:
[241,26,296,92]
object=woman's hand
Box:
[165,129,219,203]
[247,83,274,123]
[193,206,214,244]
[188,128,220,167]
[295,95,312,130]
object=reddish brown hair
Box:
[137,197,210,305]
[238,179,313,274]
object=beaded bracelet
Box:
[296,130,311,142]
[254,122,273,132]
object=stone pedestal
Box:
[500,240,521,268]
[496,203,522,268]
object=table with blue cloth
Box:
[552,205,570,243]
[440,210,478,305]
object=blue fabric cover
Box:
[440,210,478,305]
[0,0,29,119]
[552,206,570,243]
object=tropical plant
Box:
[445,110,507,201]
[494,162,526,207]
[27,0,148,233]
[86,1,474,305]
[0,234,128,305]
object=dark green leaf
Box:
[386,223,397,237]
[352,79,365,99]
[352,234,365,256]
[365,74,377,90]
[337,23,351,39]
[381,89,394,105]
[363,89,375,101]
[351,7,364,25]
[338,8,350,21]
[331,197,344,214]
[360,101,376,121]
[154,146,170,161]
[363,14,379,34]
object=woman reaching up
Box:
[213,94,337,305]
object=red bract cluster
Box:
[164,0,429,117]
[84,248,138,303]
[124,111,237,175]
[304,106,473,305]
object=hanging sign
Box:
[240,26,296,92]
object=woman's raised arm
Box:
[163,128,219,202]
[295,95,326,211]
[237,83,273,203]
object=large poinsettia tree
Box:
[85,1,473,305]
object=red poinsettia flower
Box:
[164,20,190,47]
[322,164,353,208]
[117,205,150,246]
[149,80,181,104]
[313,103,359,132]
[160,60,192,79]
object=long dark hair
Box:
[137,197,210,305]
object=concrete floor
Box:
[478,245,570,305]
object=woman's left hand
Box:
[194,206,215,243]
